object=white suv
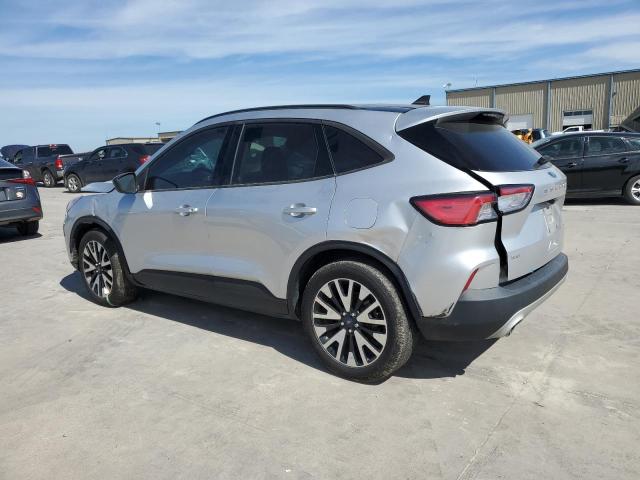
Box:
[64,104,568,381]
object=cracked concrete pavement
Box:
[1,189,639,479]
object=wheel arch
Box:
[70,216,135,282]
[287,241,423,321]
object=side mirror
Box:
[113,172,138,194]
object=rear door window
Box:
[109,147,127,159]
[585,136,628,156]
[399,117,543,171]
[626,138,640,151]
[323,125,385,173]
[537,138,584,159]
[232,123,332,185]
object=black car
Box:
[13,144,78,187]
[64,143,164,193]
[533,132,640,205]
[0,158,42,235]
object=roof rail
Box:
[195,104,359,125]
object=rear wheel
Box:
[301,260,415,382]
[623,175,640,205]
[17,221,39,236]
[42,169,56,188]
[78,230,138,307]
[66,173,82,193]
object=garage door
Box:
[506,114,533,130]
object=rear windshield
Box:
[399,118,544,172]
[143,143,164,155]
[37,145,73,157]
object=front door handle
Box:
[175,204,198,216]
[618,157,629,164]
[565,162,578,168]
[283,203,317,217]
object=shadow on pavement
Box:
[0,226,42,243]
[60,271,495,382]
[564,197,627,206]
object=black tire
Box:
[16,221,39,236]
[301,260,416,382]
[42,169,56,188]
[623,175,640,205]
[66,173,82,193]
[78,229,138,307]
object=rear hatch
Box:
[0,161,33,205]
[397,108,567,281]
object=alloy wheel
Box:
[632,180,640,200]
[82,240,113,298]
[44,172,53,187]
[68,176,79,192]
[311,278,388,367]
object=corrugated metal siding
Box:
[446,89,491,108]
[495,83,546,128]
[611,71,640,126]
[549,76,608,131]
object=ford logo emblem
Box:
[548,171,557,178]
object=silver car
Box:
[63,104,568,381]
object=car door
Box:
[204,121,336,302]
[16,148,36,180]
[83,147,108,184]
[582,136,631,193]
[112,125,235,279]
[102,146,127,181]
[536,136,585,192]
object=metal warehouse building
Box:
[446,69,640,132]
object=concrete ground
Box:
[1,188,639,480]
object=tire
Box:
[623,175,640,205]
[42,169,56,188]
[78,229,138,307]
[66,173,82,193]
[16,221,39,236]
[301,260,416,382]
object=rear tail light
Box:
[411,185,535,227]
[8,171,35,186]
[55,156,64,170]
[411,192,498,226]
[139,155,150,164]
[497,185,534,214]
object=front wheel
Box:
[623,175,640,205]
[66,174,82,193]
[42,169,56,188]
[301,260,415,382]
[78,230,138,307]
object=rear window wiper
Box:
[533,156,550,169]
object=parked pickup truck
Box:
[13,145,88,187]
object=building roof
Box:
[447,68,640,93]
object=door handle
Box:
[283,203,317,217]
[618,157,629,164]
[175,204,198,216]
[565,162,578,168]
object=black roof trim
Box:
[195,104,416,125]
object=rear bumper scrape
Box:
[416,253,568,341]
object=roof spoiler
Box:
[396,107,506,132]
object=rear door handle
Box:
[283,203,317,217]
[618,157,629,164]
[565,162,578,168]
[175,204,198,216]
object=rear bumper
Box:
[416,253,568,341]
[0,206,42,225]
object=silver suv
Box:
[63,104,568,381]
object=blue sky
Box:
[1,0,639,151]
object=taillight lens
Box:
[55,156,64,170]
[411,192,498,226]
[497,185,534,214]
[9,171,35,186]
[139,155,150,164]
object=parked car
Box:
[64,143,164,193]
[13,144,82,187]
[533,132,640,204]
[0,158,42,235]
[0,144,29,163]
[551,126,605,135]
[64,104,568,381]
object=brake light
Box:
[8,177,35,186]
[497,185,534,214]
[55,156,64,170]
[411,192,498,226]
[139,155,150,164]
